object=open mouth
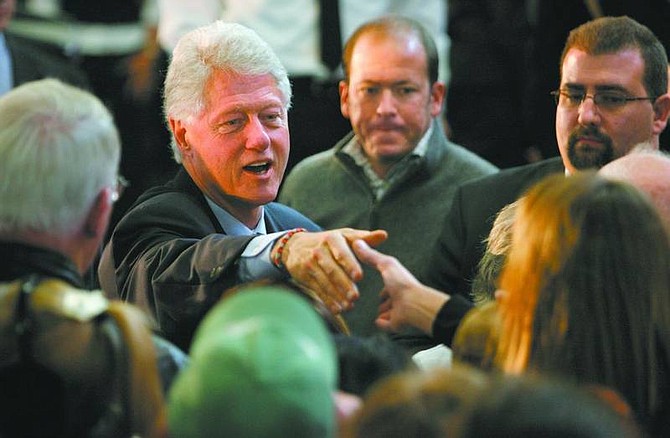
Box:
[243,162,271,174]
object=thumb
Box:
[361,229,388,247]
[352,239,382,266]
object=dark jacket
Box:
[6,32,89,90]
[0,241,187,394]
[423,156,564,297]
[98,168,320,350]
[421,157,564,347]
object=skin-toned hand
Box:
[352,239,450,336]
[277,228,388,313]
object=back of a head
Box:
[0,78,120,234]
[599,148,670,231]
[452,301,501,372]
[344,364,489,438]
[498,172,670,425]
[561,16,668,99]
[163,20,291,163]
[167,285,338,438]
[334,333,415,397]
[471,200,519,304]
[459,375,639,438]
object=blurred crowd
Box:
[1,1,670,437]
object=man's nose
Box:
[376,89,398,116]
[245,117,271,150]
[577,95,601,126]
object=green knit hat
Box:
[168,286,338,437]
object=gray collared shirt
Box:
[342,123,433,200]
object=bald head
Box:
[600,149,670,229]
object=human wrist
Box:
[271,228,306,272]
[407,286,450,336]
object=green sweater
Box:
[279,123,498,349]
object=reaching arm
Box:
[352,239,449,335]
[275,228,388,313]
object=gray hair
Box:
[0,79,120,234]
[163,21,292,163]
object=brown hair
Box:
[342,15,439,85]
[343,364,489,438]
[560,16,668,99]
[496,172,670,426]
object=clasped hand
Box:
[279,228,387,313]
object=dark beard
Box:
[567,126,614,170]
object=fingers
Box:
[282,228,389,314]
[352,239,385,267]
[283,231,361,312]
[360,229,388,247]
[341,228,388,247]
[301,276,354,315]
[376,295,397,332]
[312,243,361,310]
[325,231,365,283]
[375,314,393,331]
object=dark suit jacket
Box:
[422,156,564,297]
[6,32,89,89]
[98,168,320,350]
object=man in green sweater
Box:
[279,15,497,351]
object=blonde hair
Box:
[496,172,670,424]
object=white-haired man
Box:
[0,78,184,438]
[99,21,386,351]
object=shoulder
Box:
[442,140,499,173]
[0,278,109,323]
[426,124,498,175]
[448,157,564,226]
[130,170,209,216]
[112,172,219,238]
[459,156,564,195]
[284,147,339,180]
[124,187,210,226]
[280,147,346,203]
[285,132,355,178]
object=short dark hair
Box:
[561,16,668,99]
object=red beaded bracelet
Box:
[271,228,306,271]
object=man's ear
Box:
[339,80,350,119]
[83,188,113,239]
[430,81,446,118]
[169,118,190,152]
[652,93,670,136]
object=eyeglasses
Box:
[111,175,129,203]
[551,90,656,110]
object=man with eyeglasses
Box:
[349,16,670,349]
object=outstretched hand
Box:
[353,239,449,336]
[280,228,387,314]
